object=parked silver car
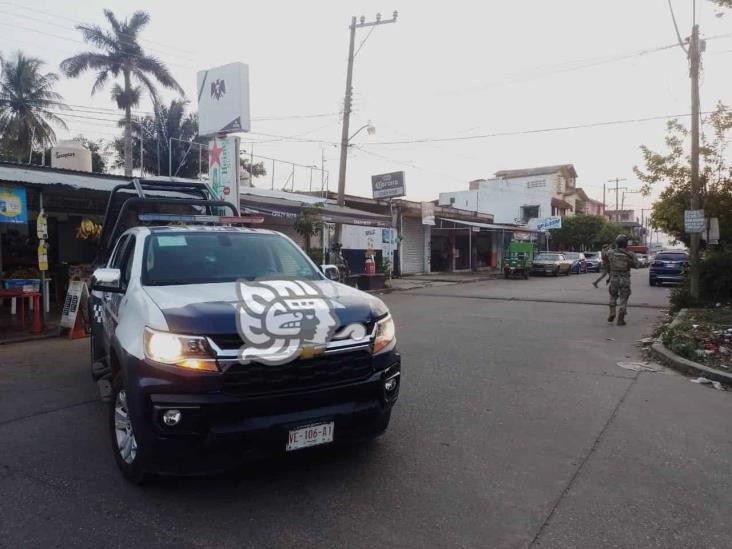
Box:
[531,253,573,276]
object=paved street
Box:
[1,272,731,548]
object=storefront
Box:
[239,188,393,275]
[431,218,538,272]
[0,162,132,338]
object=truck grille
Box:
[221,350,374,396]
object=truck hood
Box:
[143,279,388,335]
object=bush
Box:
[669,280,703,312]
[699,249,732,302]
[668,249,732,311]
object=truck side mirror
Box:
[92,268,123,293]
[321,264,340,281]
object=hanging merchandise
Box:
[37,240,48,272]
[36,210,48,239]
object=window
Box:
[521,205,540,222]
[120,236,136,289]
[142,232,320,286]
[108,235,130,269]
[449,197,455,205]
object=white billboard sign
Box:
[536,216,562,232]
[197,62,251,137]
[209,136,240,214]
[684,209,705,233]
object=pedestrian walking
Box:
[607,234,640,326]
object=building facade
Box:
[438,164,581,224]
[605,209,643,239]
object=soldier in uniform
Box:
[607,234,640,326]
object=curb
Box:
[651,342,732,384]
[367,274,502,295]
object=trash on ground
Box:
[689,377,723,390]
[617,361,661,372]
[639,337,655,345]
[606,337,615,341]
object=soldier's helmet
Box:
[615,234,629,248]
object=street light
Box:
[348,122,376,142]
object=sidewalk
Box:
[385,270,502,292]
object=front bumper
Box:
[531,264,557,274]
[123,350,400,473]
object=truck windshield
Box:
[142,231,321,286]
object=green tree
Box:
[240,150,267,181]
[294,202,325,255]
[0,52,68,161]
[60,10,184,177]
[111,100,266,180]
[549,215,623,251]
[633,102,732,248]
[113,99,201,177]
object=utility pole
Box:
[602,183,606,215]
[689,21,702,298]
[321,148,326,194]
[335,11,398,244]
[640,208,653,248]
[607,178,627,219]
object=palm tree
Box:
[60,10,184,176]
[112,99,267,180]
[0,52,68,162]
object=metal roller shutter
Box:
[401,216,425,275]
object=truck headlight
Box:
[144,328,218,371]
[373,315,396,355]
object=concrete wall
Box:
[439,176,555,224]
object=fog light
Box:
[163,409,182,426]
[384,376,398,392]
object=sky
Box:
[1,0,731,224]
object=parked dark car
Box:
[649,250,689,286]
[531,253,572,276]
[583,251,602,273]
[563,252,588,274]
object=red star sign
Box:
[209,142,223,166]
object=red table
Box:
[0,289,42,334]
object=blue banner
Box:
[0,186,28,224]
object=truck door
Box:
[94,235,131,358]
[106,235,136,348]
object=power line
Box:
[0,19,197,71]
[0,2,200,61]
[359,111,716,146]
[0,98,338,122]
[667,0,689,53]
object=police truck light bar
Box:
[138,214,264,225]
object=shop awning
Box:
[240,192,392,228]
[437,218,539,233]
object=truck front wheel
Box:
[109,375,150,484]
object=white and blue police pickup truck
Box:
[90,179,400,483]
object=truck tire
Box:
[109,374,150,484]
